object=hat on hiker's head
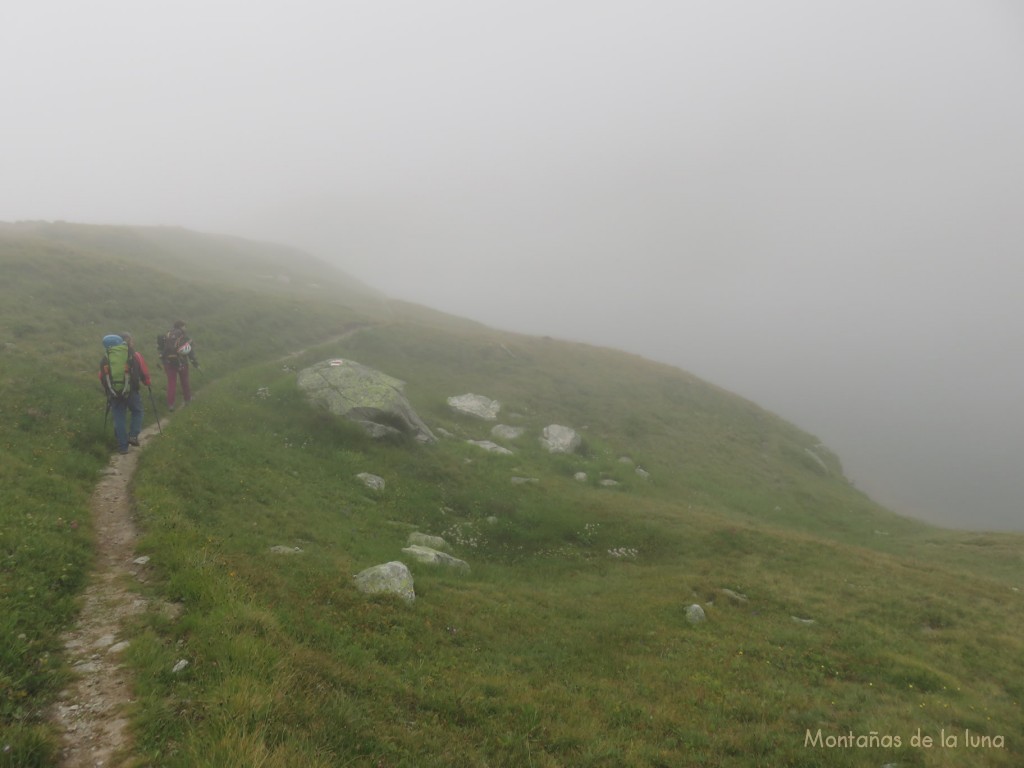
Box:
[121,332,134,344]
[173,320,186,329]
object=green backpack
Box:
[103,342,132,400]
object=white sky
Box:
[4,1,1023,530]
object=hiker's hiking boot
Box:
[128,436,140,447]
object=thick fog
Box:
[4,2,1023,530]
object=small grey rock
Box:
[356,472,385,491]
[686,604,706,624]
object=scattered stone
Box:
[540,424,581,454]
[618,456,634,465]
[686,604,706,624]
[407,532,448,550]
[635,467,650,480]
[107,641,130,655]
[255,387,270,399]
[511,476,539,484]
[720,589,749,603]
[791,616,816,625]
[356,472,385,491]
[447,393,501,420]
[485,516,499,525]
[467,439,513,455]
[353,561,416,603]
[599,479,620,487]
[132,556,150,566]
[270,545,303,555]
[435,427,455,438]
[172,659,189,673]
[574,472,588,482]
[491,424,525,440]
[296,358,436,443]
[608,547,638,558]
[401,545,470,572]
[356,421,403,439]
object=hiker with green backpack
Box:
[99,332,152,454]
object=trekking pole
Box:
[147,385,163,435]
[103,397,110,433]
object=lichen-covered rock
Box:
[491,424,524,440]
[353,561,416,603]
[297,359,436,443]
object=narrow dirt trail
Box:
[50,326,371,765]
[51,417,166,768]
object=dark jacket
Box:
[159,328,199,369]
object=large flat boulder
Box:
[447,393,501,420]
[297,359,436,443]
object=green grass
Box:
[2,223,1022,766]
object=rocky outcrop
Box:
[297,359,436,443]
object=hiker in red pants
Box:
[158,320,200,411]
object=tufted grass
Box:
[2,223,1023,766]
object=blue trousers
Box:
[111,392,144,452]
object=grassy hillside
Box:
[1,224,1021,766]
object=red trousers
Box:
[165,362,192,408]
